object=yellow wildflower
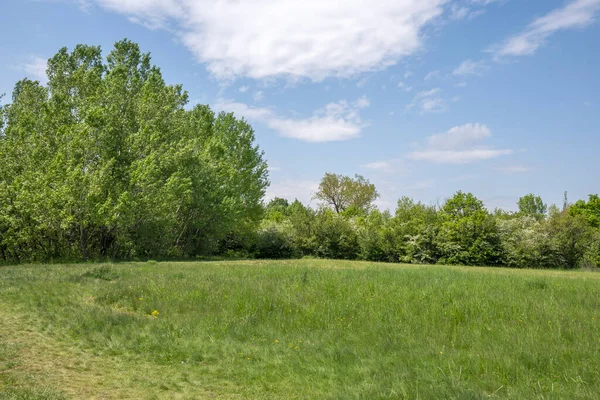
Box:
[151,310,159,317]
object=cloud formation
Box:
[492,0,600,57]
[91,0,447,81]
[265,179,319,204]
[21,56,48,84]
[362,158,405,173]
[453,59,487,76]
[216,97,369,142]
[406,88,447,114]
[408,123,514,164]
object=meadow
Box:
[1,259,599,399]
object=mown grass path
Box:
[1,260,600,399]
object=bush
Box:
[253,222,296,259]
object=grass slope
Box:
[1,260,599,399]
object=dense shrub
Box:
[253,221,296,259]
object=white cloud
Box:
[450,5,471,20]
[397,81,412,92]
[448,173,479,183]
[253,90,264,102]
[362,158,405,172]
[453,59,487,76]
[400,179,435,190]
[410,149,513,164]
[91,0,447,81]
[424,70,441,81]
[408,123,514,164]
[216,97,369,142]
[238,85,249,93]
[492,0,600,57]
[266,179,320,204]
[21,56,48,84]
[449,0,501,20]
[496,165,533,174]
[354,95,370,108]
[363,161,393,171]
[427,123,491,148]
[406,88,447,114]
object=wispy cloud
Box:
[91,0,447,81]
[400,179,435,190]
[408,123,514,164]
[453,59,487,76]
[19,56,48,84]
[492,0,600,57]
[424,70,441,81]
[361,158,405,173]
[216,96,369,143]
[496,165,533,174]
[266,179,319,204]
[397,81,412,92]
[253,90,264,102]
[449,0,502,20]
[406,88,447,114]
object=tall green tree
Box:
[314,173,379,214]
[517,194,547,220]
[0,39,268,262]
[438,192,503,266]
[569,194,600,228]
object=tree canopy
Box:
[314,173,379,214]
[518,194,547,220]
[0,40,268,262]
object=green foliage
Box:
[543,212,594,269]
[0,40,268,262]
[312,210,359,259]
[569,194,600,228]
[314,173,379,214]
[438,192,503,266]
[517,193,547,220]
[253,221,296,259]
[255,189,599,270]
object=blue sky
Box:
[1,0,599,211]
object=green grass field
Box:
[1,260,599,399]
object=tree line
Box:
[250,176,600,269]
[1,40,598,269]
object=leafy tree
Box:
[544,212,594,269]
[517,194,547,220]
[0,40,268,262]
[356,209,392,262]
[314,173,379,214]
[388,197,440,263]
[497,216,547,268]
[569,194,600,228]
[313,210,359,260]
[438,192,503,266]
[442,191,484,218]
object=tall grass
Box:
[1,260,599,399]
